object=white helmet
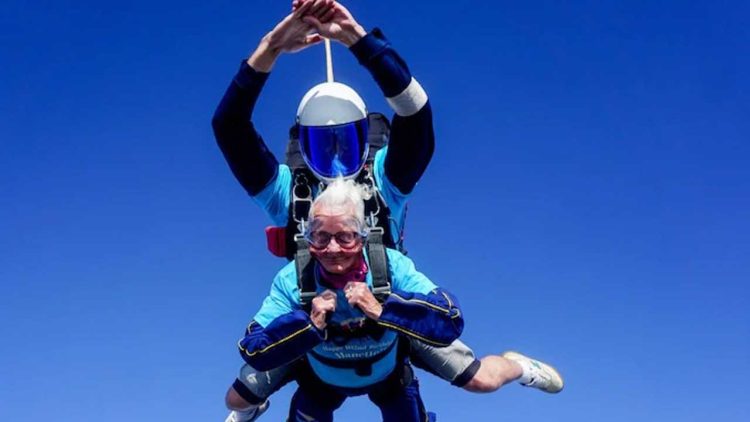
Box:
[296,82,369,180]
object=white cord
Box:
[324,38,334,82]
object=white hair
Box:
[308,178,372,233]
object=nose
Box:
[325,237,343,252]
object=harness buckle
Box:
[292,173,313,225]
[372,285,391,299]
[300,290,317,306]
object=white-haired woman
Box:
[236,179,462,421]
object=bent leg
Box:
[226,363,292,409]
[409,338,522,393]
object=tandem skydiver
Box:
[212,1,564,420]
[239,178,462,421]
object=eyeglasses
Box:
[305,230,365,249]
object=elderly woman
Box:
[236,178,462,421]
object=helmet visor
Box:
[299,119,369,179]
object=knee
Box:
[225,386,252,410]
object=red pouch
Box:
[265,226,287,258]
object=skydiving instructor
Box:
[213,1,563,421]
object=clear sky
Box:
[2,1,748,421]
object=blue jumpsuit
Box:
[239,249,463,421]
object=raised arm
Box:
[299,0,435,194]
[350,30,434,194]
[212,4,328,195]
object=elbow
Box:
[438,288,463,342]
[236,322,276,371]
[443,312,463,344]
[386,78,429,117]
[211,112,229,143]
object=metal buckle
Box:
[372,285,391,298]
[292,173,313,225]
[300,291,317,305]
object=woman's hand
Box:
[310,289,337,330]
[344,281,383,320]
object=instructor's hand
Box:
[310,289,337,330]
[247,2,325,72]
[266,2,324,54]
[294,0,366,47]
[344,282,382,320]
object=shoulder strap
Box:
[294,234,317,312]
[366,228,391,302]
[366,112,390,161]
[285,168,318,260]
[356,165,400,251]
[284,124,306,169]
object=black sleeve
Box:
[350,28,434,194]
[211,61,279,196]
[385,104,435,194]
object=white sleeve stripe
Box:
[386,77,428,117]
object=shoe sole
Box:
[502,350,564,393]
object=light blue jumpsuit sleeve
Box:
[372,147,410,240]
[377,249,462,347]
[252,263,301,327]
[386,249,437,294]
[251,164,292,226]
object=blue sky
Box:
[2,1,748,420]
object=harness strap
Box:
[295,234,317,312]
[307,339,397,377]
[285,169,316,260]
[366,228,391,302]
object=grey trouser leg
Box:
[234,363,292,403]
[408,338,481,387]
[235,338,481,400]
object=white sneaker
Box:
[225,400,270,422]
[502,351,564,393]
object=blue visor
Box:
[299,119,369,179]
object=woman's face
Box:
[308,205,364,274]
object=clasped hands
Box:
[310,281,383,330]
[264,0,365,55]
